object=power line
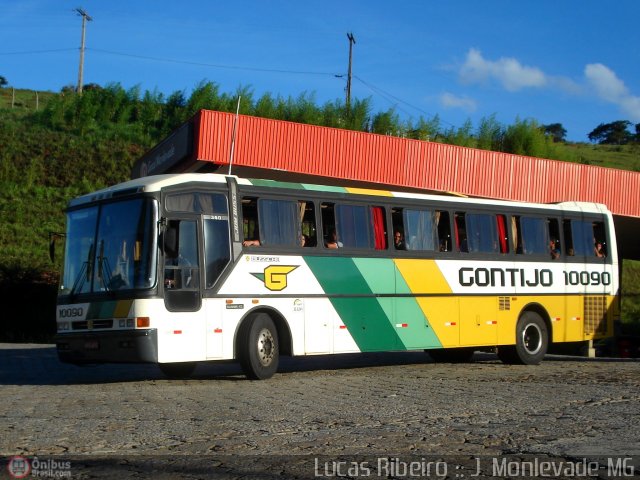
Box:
[353,75,456,128]
[88,48,340,77]
[0,48,77,55]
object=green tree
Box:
[0,75,8,87]
[476,114,504,151]
[503,118,547,157]
[588,120,632,144]
[406,115,440,141]
[543,123,567,143]
[371,109,400,135]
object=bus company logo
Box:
[7,456,30,478]
[251,265,298,291]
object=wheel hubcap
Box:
[256,328,275,366]
[522,323,542,355]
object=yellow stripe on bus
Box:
[394,259,460,346]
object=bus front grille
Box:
[72,319,114,330]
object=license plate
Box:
[84,340,99,350]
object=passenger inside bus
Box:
[549,239,561,260]
[394,230,406,250]
[325,229,342,248]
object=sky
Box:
[1,0,639,142]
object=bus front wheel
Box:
[238,313,279,380]
[498,311,548,365]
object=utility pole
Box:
[75,8,92,94]
[346,32,356,110]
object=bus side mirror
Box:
[49,232,65,262]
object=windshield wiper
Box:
[97,240,114,292]
[70,243,94,297]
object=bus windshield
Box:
[60,198,158,295]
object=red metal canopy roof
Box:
[132,109,640,257]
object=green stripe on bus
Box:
[353,258,443,349]
[304,256,402,351]
[248,179,306,190]
[300,184,347,193]
[392,263,443,349]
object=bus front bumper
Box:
[54,329,158,364]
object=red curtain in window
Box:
[496,215,508,253]
[372,207,387,250]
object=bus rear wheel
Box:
[238,313,279,380]
[498,311,548,365]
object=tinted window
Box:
[166,192,227,214]
[518,217,547,255]
[403,209,437,251]
[258,198,298,246]
[204,218,231,288]
[335,204,373,249]
[466,213,500,254]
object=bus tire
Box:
[499,311,548,365]
[159,362,196,379]
[427,347,474,363]
[238,313,279,380]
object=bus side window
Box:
[548,218,561,259]
[335,203,373,249]
[164,219,199,290]
[398,207,445,251]
[204,218,231,289]
[321,202,339,248]
[593,221,607,258]
[437,211,451,252]
[258,198,298,246]
[564,218,607,259]
[242,197,260,246]
[515,216,547,255]
[454,212,468,253]
[465,213,501,254]
[299,200,317,247]
[391,207,405,250]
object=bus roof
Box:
[68,172,611,216]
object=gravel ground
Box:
[0,344,638,479]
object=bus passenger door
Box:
[160,218,205,362]
[203,216,232,359]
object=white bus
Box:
[54,173,619,379]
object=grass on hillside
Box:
[0,87,57,111]
[562,143,640,171]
